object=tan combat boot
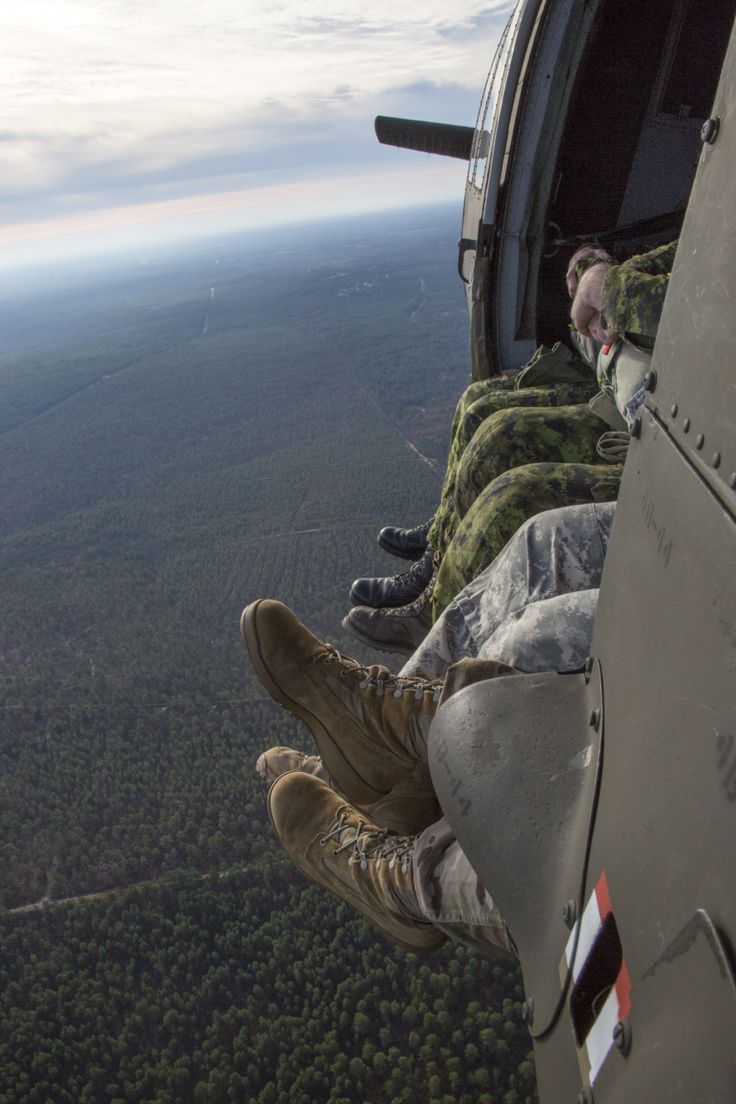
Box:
[255,746,329,785]
[268,771,446,954]
[241,599,441,805]
[256,745,440,836]
[363,766,440,836]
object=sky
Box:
[0,1,513,269]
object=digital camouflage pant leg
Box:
[482,589,600,673]
[412,816,516,957]
[429,379,597,553]
[411,578,603,957]
[431,403,611,558]
[431,461,623,618]
[401,502,615,680]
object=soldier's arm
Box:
[600,241,679,341]
[617,239,678,277]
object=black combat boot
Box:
[377,518,432,561]
[350,546,434,608]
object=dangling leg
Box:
[432,461,622,618]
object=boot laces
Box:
[390,547,432,586]
[320,810,416,871]
[318,645,441,702]
[394,517,433,541]
[411,516,434,537]
[378,572,435,620]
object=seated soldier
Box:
[346,459,622,653]
[344,241,675,652]
[359,331,602,608]
[243,501,613,956]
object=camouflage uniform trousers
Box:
[405,501,614,680]
[429,402,612,567]
[432,459,622,618]
[430,375,598,553]
[401,502,615,955]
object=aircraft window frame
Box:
[645,0,733,122]
[468,2,525,192]
[648,0,692,118]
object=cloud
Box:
[0,1,506,255]
[435,3,517,40]
[0,74,479,213]
[0,162,466,273]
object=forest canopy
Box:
[0,206,537,1104]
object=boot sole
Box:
[341,613,415,656]
[266,778,446,955]
[241,602,387,805]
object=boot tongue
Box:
[327,807,407,858]
[362,662,392,681]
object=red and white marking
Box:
[564,871,632,1083]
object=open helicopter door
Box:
[430,14,736,1103]
[459,0,541,379]
[460,0,609,379]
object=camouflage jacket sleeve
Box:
[600,240,679,340]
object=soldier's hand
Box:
[570,262,618,342]
[566,245,614,298]
[584,311,617,344]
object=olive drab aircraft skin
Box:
[377,0,736,1100]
